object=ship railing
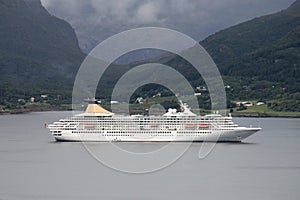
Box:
[209,121,225,131]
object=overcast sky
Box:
[41,0,295,52]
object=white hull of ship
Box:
[53,127,260,142]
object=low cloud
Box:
[41,0,295,52]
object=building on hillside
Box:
[236,101,253,107]
[136,97,144,104]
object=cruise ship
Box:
[48,101,261,142]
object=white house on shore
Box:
[236,101,253,107]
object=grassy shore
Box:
[1,98,300,118]
[231,104,300,118]
[117,98,300,118]
[0,103,72,115]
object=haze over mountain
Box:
[41,0,294,53]
[0,0,85,105]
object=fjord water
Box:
[0,112,299,200]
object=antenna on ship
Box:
[84,98,101,104]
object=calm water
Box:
[0,112,300,200]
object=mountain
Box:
[0,0,85,106]
[0,0,299,112]
[200,0,300,91]
[112,0,299,111]
[196,0,300,111]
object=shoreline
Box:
[1,107,300,118]
[230,112,300,118]
[0,106,72,115]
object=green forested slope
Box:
[0,0,85,107]
[198,0,300,111]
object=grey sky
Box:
[41,0,295,52]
